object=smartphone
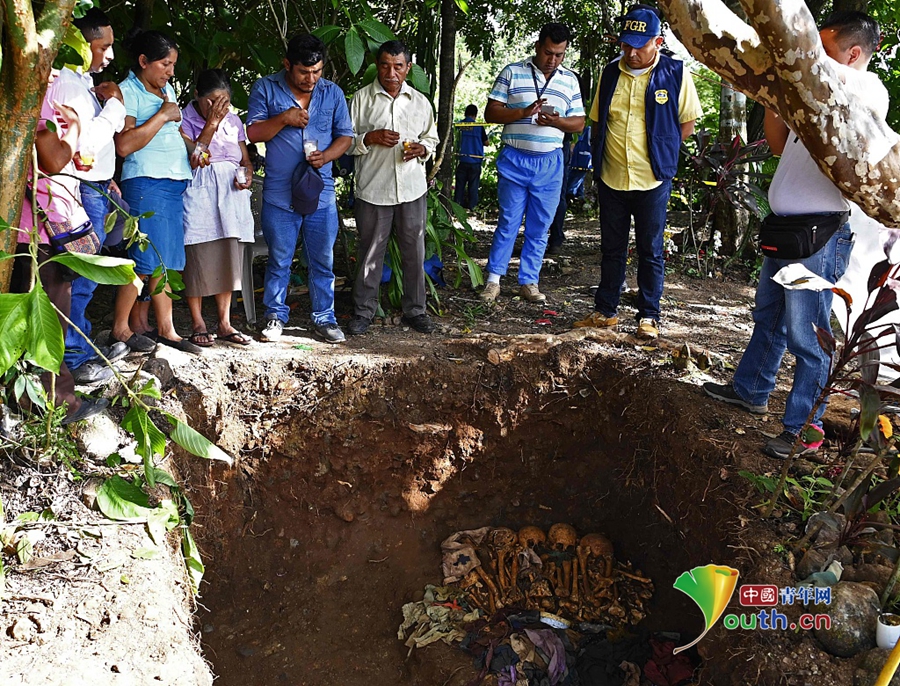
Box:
[540,104,556,115]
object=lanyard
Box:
[530,63,557,101]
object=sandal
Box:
[157,336,203,355]
[188,331,215,347]
[218,331,252,346]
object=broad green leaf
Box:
[166,414,233,465]
[14,511,40,523]
[131,547,161,560]
[0,250,17,262]
[860,383,880,441]
[407,64,431,94]
[104,212,117,236]
[181,493,195,526]
[0,293,31,375]
[454,0,469,12]
[49,253,139,286]
[147,467,178,488]
[16,536,33,565]
[24,287,64,374]
[96,476,152,521]
[312,25,342,44]
[361,63,377,87]
[121,407,167,484]
[357,19,395,43]
[147,500,180,545]
[344,27,366,75]
[167,269,186,293]
[182,528,204,594]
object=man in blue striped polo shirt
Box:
[480,23,585,303]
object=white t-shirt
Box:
[768,63,891,216]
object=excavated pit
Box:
[184,343,747,685]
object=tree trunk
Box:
[435,0,457,197]
[714,85,749,255]
[658,0,900,228]
[0,0,77,292]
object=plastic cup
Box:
[304,140,318,158]
[235,167,248,185]
[79,146,96,166]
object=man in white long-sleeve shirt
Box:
[55,8,130,383]
[347,40,440,336]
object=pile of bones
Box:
[444,524,654,626]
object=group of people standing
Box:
[16,5,890,466]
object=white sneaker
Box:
[260,318,284,342]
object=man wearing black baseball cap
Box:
[575,6,701,340]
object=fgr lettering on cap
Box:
[624,19,648,33]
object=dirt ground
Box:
[0,210,875,686]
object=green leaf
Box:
[361,63,377,87]
[14,511,40,523]
[166,414,233,465]
[859,384,880,441]
[357,19,395,43]
[167,269,185,293]
[16,536,33,565]
[182,527,205,594]
[181,493,195,526]
[453,0,470,12]
[131,547,161,560]
[344,27,366,75]
[48,253,139,286]
[312,25,343,45]
[121,407,168,483]
[147,467,178,488]
[104,211,117,236]
[407,64,431,94]
[96,476,152,521]
[106,453,123,468]
[147,499,180,545]
[0,293,31,375]
[24,287,64,374]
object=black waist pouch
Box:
[759,211,848,259]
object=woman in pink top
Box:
[11,96,107,424]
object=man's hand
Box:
[109,179,121,197]
[536,110,560,127]
[364,129,400,148]
[281,106,309,129]
[402,141,426,162]
[525,99,545,118]
[93,81,124,105]
[306,149,326,169]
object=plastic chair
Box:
[239,178,268,325]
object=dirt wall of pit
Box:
[164,338,772,685]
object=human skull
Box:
[488,527,518,552]
[518,525,546,550]
[580,533,613,558]
[548,523,578,551]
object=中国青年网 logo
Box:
[672,564,833,653]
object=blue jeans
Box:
[454,162,481,209]
[594,178,672,321]
[261,196,338,326]
[733,223,854,434]
[64,180,111,370]
[487,146,563,285]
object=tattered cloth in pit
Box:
[441,526,492,583]
[398,585,480,650]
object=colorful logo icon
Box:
[672,564,740,654]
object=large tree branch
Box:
[659,0,900,227]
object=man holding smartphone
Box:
[480,23,585,304]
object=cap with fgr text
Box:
[618,8,662,48]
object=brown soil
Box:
[0,212,866,686]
